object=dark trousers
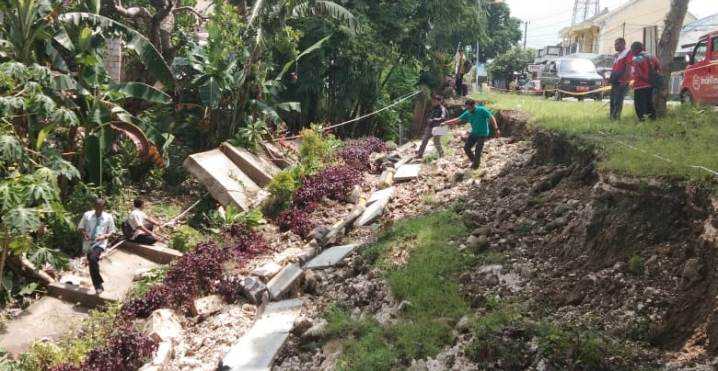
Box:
[609,84,628,120]
[132,233,157,245]
[87,246,104,290]
[634,87,656,121]
[455,75,464,96]
[464,135,486,169]
[417,126,444,158]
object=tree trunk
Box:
[655,0,689,117]
[0,229,9,289]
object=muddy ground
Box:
[272,115,718,370]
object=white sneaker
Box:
[95,288,104,295]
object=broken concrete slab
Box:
[367,187,396,206]
[47,282,115,308]
[121,241,183,265]
[183,149,268,210]
[394,163,422,182]
[261,142,294,169]
[355,190,393,227]
[239,276,268,304]
[220,142,281,187]
[267,263,304,300]
[378,168,395,188]
[219,299,302,371]
[306,244,360,269]
[252,262,282,281]
[191,294,225,316]
[145,309,183,342]
[0,296,89,355]
[139,341,174,371]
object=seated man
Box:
[127,199,163,245]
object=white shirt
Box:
[128,208,148,239]
[78,211,116,252]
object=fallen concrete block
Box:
[261,142,294,169]
[239,276,268,304]
[252,262,282,281]
[306,244,360,269]
[139,341,174,371]
[267,263,304,300]
[220,143,280,187]
[183,149,268,210]
[121,241,183,265]
[355,189,394,227]
[219,299,302,371]
[367,187,396,206]
[47,282,114,308]
[145,309,183,342]
[378,169,395,188]
[395,164,422,182]
[191,294,225,316]
[322,205,366,247]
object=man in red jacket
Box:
[609,38,632,120]
[630,41,660,121]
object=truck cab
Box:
[681,31,718,105]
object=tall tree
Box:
[655,0,689,117]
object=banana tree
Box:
[0,133,78,291]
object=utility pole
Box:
[571,0,601,25]
[523,21,529,48]
[476,41,481,92]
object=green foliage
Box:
[487,47,536,81]
[267,167,303,213]
[128,266,169,298]
[628,255,645,276]
[233,119,269,151]
[15,304,122,370]
[205,205,266,233]
[298,127,339,172]
[169,225,204,253]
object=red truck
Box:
[681,31,718,105]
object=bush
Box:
[277,209,315,238]
[298,128,339,172]
[292,166,361,210]
[169,225,204,252]
[122,225,268,318]
[337,137,387,171]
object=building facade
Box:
[560,0,697,56]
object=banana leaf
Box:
[59,12,174,89]
[109,82,172,105]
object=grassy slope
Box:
[474,92,718,184]
[324,211,472,370]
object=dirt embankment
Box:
[496,110,718,364]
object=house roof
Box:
[676,13,718,53]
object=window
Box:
[712,38,718,60]
[694,40,708,63]
[559,58,597,74]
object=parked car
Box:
[540,57,605,101]
[681,31,718,105]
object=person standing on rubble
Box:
[443,99,500,170]
[416,94,448,159]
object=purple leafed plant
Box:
[338,137,386,171]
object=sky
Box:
[504,0,717,49]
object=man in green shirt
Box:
[443,99,500,169]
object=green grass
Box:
[474,91,718,184]
[325,211,472,370]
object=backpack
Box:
[121,219,134,240]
